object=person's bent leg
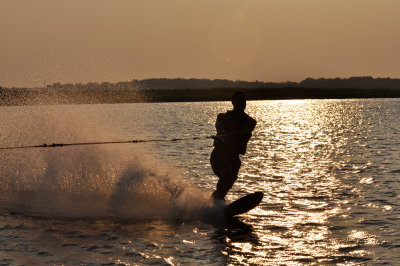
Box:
[211,156,238,201]
[210,149,239,202]
[212,169,237,201]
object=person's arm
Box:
[221,118,256,141]
[215,113,256,141]
[215,113,228,136]
[240,117,256,135]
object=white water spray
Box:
[0,104,216,220]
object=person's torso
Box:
[214,110,253,155]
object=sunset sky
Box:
[1,0,399,88]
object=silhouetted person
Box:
[211,91,257,203]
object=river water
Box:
[0,99,399,265]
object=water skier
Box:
[210,91,257,203]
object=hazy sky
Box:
[1,0,400,88]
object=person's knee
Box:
[216,175,235,192]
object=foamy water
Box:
[1,99,400,264]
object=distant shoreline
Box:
[2,77,400,105]
[1,87,400,106]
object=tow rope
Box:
[0,136,213,150]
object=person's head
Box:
[231,91,246,111]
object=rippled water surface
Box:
[1,99,399,264]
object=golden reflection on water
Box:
[225,99,387,264]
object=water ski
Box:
[224,191,263,218]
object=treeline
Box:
[300,77,400,89]
[0,87,145,106]
[140,87,400,102]
[30,76,400,91]
[1,77,400,105]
